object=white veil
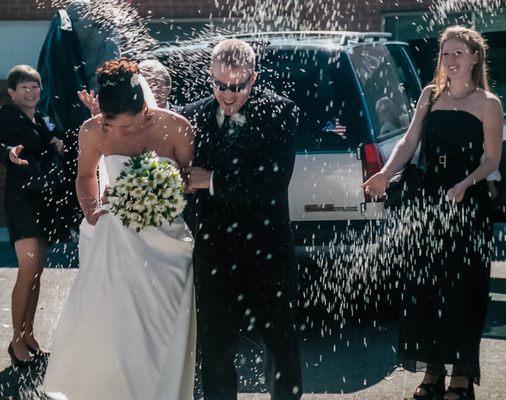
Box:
[138,73,158,109]
[98,73,158,195]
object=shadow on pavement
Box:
[232,275,506,395]
[483,277,506,340]
[298,319,399,394]
[228,316,399,395]
[0,241,78,270]
[490,277,506,295]
[1,277,502,398]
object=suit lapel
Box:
[195,97,220,169]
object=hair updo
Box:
[97,58,145,119]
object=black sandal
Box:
[414,370,447,400]
[445,380,475,400]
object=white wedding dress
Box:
[44,155,196,400]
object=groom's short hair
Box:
[211,39,256,70]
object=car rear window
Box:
[257,48,368,152]
[348,43,412,141]
[158,44,369,152]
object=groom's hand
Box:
[187,167,212,192]
[101,185,110,205]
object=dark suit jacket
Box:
[183,89,298,264]
[37,9,90,136]
[0,104,53,187]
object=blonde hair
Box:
[432,26,489,99]
[211,39,256,70]
[138,59,172,87]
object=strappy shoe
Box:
[414,370,447,400]
[445,380,475,400]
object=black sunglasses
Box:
[210,74,252,92]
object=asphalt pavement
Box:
[0,263,505,399]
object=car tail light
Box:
[362,143,384,202]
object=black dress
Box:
[398,110,492,383]
[0,104,56,245]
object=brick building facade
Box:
[0,0,432,30]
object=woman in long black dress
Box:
[0,65,64,367]
[363,26,503,400]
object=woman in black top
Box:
[363,27,503,400]
[0,65,64,367]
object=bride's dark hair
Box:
[97,58,145,118]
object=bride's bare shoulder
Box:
[152,108,193,136]
[79,115,103,135]
[78,115,105,147]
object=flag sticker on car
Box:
[323,119,347,138]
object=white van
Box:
[156,31,423,253]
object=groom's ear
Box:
[250,71,258,85]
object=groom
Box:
[184,39,303,400]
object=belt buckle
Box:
[439,155,447,166]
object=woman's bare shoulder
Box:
[153,108,191,125]
[78,116,104,149]
[479,89,502,106]
[80,116,103,135]
[417,84,437,105]
[152,108,193,135]
[472,89,502,118]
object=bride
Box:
[43,58,195,400]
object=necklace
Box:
[448,86,477,101]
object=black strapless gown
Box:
[398,110,492,383]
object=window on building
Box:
[382,9,506,102]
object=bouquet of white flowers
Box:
[108,151,186,232]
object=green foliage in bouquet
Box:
[108,151,186,232]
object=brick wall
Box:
[0,0,431,31]
[0,0,54,20]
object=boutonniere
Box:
[130,74,140,87]
[230,113,246,127]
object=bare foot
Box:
[10,339,32,362]
[24,335,41,352]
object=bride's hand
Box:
[361,171,389,200]
[86,209,108,225]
